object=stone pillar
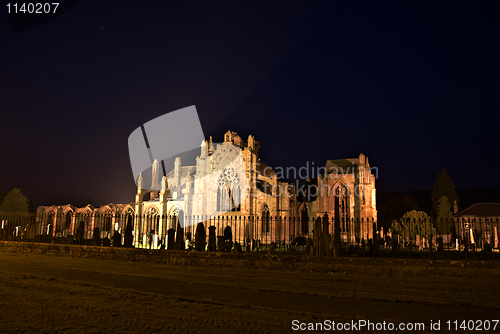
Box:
[208,226,216,251]
[133,214,141,247]
[494,226,499,248]
[174,157,181,188]
[71,213,77,236]
[110,213,116,236]
[90,213,96,239]
[54,208,63,237]
[333,215,341,257]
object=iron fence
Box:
[1,211,499,260]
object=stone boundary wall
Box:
[1,241,498,275]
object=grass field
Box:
[1,250,499,333]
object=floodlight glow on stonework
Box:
[128,105,205,190]
[129,106,249,228]
[122,106,378,246]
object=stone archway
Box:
[46,211,55,237]
[63,211,73,236]
[144,206,160,249]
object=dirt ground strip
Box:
[0,245,499,333]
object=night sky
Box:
[1,1,499,208]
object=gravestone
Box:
[267,242,276,255]
[102,236,110,247]
[208,226,216,251]
[224,226,232,241]
[93,227,101,246]
[195,223,206,251]
[484,241,492,253]
[305,237,312,256]
[167,228,175,250]
[221,226,233,251]
[217,236,225,252]
[113,231,122,247]
[392,235,398,254]
[76,221,85,245]
[437,236,443,252]
[235,242,243,253]
[124,220,133,248]
[175,222,184,250]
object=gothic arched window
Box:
[103,211,112,231]
[301,207,309,234]
[146,207,160,233]
[217,167,241,212]
[64,211,73,231]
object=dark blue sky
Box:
[1,1,499,207]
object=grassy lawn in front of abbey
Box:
[0,251,499,333]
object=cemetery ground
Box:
[0,250,499,333]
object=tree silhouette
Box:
[0,186,6,206]
[431,169,458,219]
[0,188,29,212]
[436,195,454,235]
[378,194,419,229]
[391,210,434,240]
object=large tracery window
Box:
[217,167,241,212]
[334,185,350,232]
